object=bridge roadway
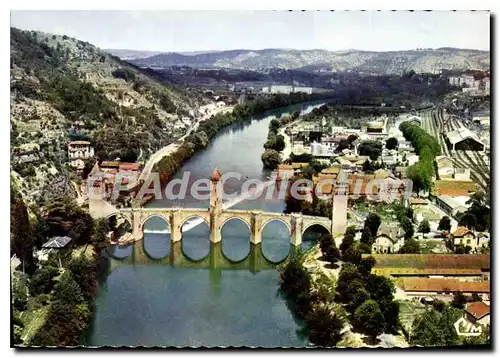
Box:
[107,240,303,273]
[114,206,333,247]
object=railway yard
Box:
[420,106,490,193]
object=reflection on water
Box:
[261,221,291,263]
[182,221,210,261]
[84,267,309,348]
[221,219,251,262]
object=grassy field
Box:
[398,300,427,336]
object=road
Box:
[138,105,234,182]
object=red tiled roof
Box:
[465,302,490,319]
[119,163,141,171]
[400,278,490,293]
[453,226,474,238]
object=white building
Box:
[68,140,94,170]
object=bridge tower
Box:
[331,170,348,235]
[209,168,223,243]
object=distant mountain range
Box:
[110,48,490,75]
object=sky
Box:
[10,10,490,52]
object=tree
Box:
[306,303,346,347]
[417,219,431,234]
[336,263,364,303]
[366,274,395,305]
[319,234,341,265]
[68,256,98,300]
[261,149,281,169]
[381,300,400,333]
[343,244,362,265]
[385,137,399,150]
[438,216,452,232]
[52,272,84,305]
[358,256,376,277]
[452,292,467,309]
[279,255,311,317]
[11,186,34,273]
[410,305,462,347]
[353,300,384,338]
[92,218,109,252]
[339,226,356,255]
[358,141,383,161]
[398,238,421,254]
[365,213,381,238]
[400,217,415,239]
[30,266,60,296]
[360,227,374,246]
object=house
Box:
[42,236,73,268]
[435,155,454,179]
[451,226,485,251]
[68,140,94,170]
[465,302,490,326]
[372,223,405,254]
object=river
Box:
[83,101,327,347]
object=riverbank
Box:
[152,96,331,193]
[280,244,408,348]
[17,245,107,347]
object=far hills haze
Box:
[107,48,490,75]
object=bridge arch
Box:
[301,221,331,236]
[261,217,292,234]
[220,216,251,262]
[261,218,292,263]
[180,214,210,261]
[140,214,170,231]
[179,214,210,229]
[220,216,251,232]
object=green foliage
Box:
[339,225,356,255]
[417,219,431,233]
[459,191,491,232]
[306,303,346,347]
[319,234,340,265]
[358,256,376,277]
[92,218,109,252]
[399,237,421,253]
[452,292,467,309]
[336,263,364,303]
[438,216,452,232]
[29,266,60,296]
[68,256,98,300]
[10,185,34,273]
[353,300,384,338]
[385,137,399,150]
[358,140,383,160]
[410,305,462,347]
[111,68,136,82]
[400,216,415,239]
[279,254,311,317]
[261,149,282,169]
[399,121,441,193]
[52,272,84,305]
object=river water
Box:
[84,101,327,347]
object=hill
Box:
[10,28,206,205]
[128,48,490,74]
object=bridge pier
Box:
[170,211,182,243]
[132,211,144,241]
[250,212,262,245]
[290,214,303,247]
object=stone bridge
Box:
[108,168,347,247]
[115,207,333,247]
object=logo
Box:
[454,317,482,337]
